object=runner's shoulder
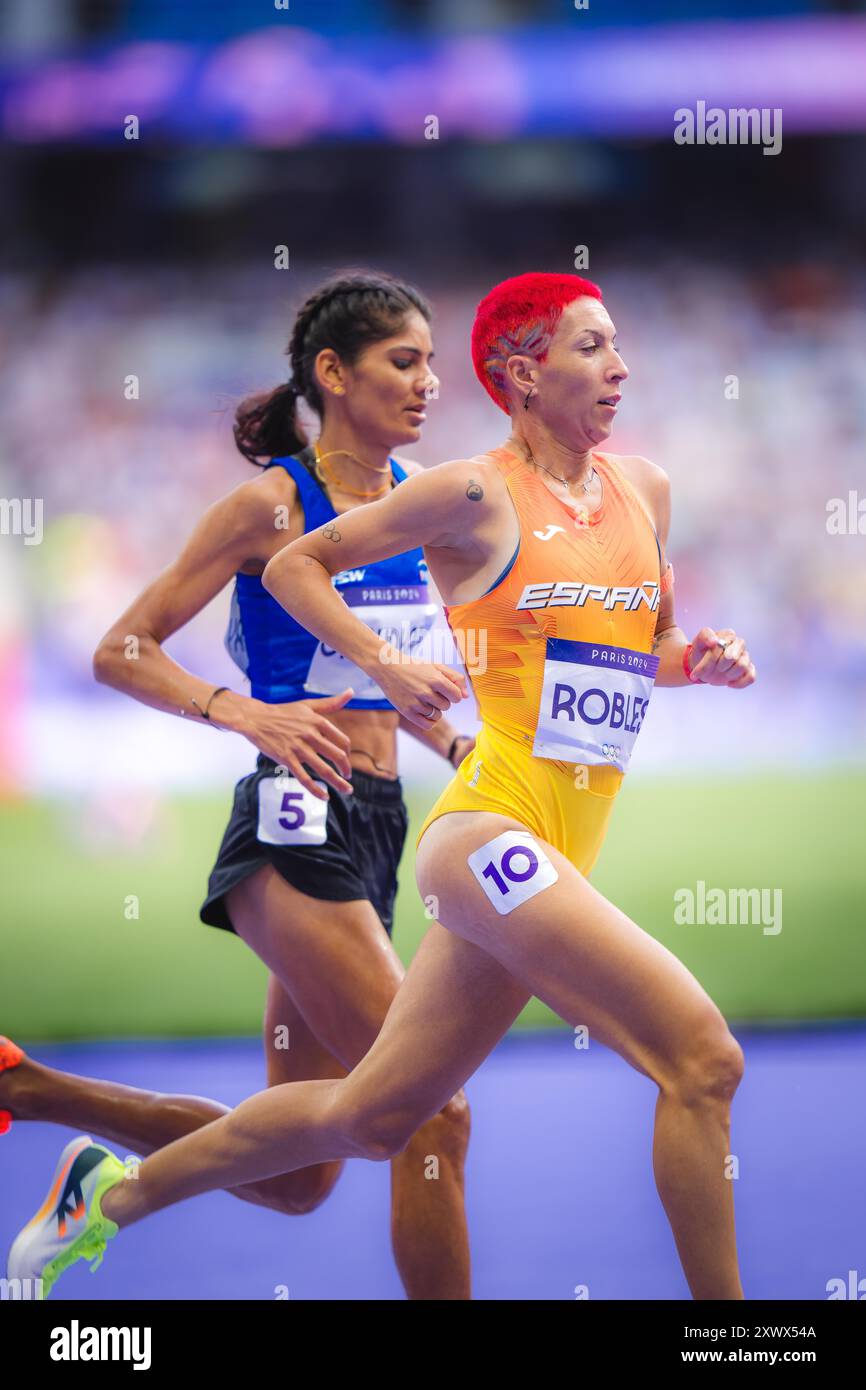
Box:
[609,452,670,498]
[392,453,496,483]
[217,462,300,543]
[606,453,671,547]
[421,453,506,502]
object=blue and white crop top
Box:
[224,452,437,709]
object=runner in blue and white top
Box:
[3,271,476,1303]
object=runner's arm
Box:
[92,476,289,730]
[387,460,475,758]
[262,460,491,725]
[92,474,355,790]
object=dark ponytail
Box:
[234,268,432,466]
[234,381,306,464]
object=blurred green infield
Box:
[1,769,862,1041]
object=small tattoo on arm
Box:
[466,480,483,501]
[652,629,676,654]
[322,522,341,542]
[303,557,316,566]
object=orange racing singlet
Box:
[443,445,663,796]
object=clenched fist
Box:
[685,627,755,688]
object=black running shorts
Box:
[200,754,409,937]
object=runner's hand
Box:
[687,628,755,688]
[377,659,468,731]
[243,689,355,798]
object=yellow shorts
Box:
[416,723,624,878]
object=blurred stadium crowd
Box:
[0,252,864,795]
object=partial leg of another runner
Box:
[225,863,472,1301]
[5,920,523,1300]
[1,883,471,1297]
[0,979,343,1217]
[1,782,473,1296]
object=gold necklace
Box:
[519,440,597,494]
[316,443,392,475]
[313,442,392,500]
[514,440,600,528]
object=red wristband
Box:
[683,644,702,683]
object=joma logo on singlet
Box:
[516,582,660,612]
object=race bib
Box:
[303,585,439,701]
[257,773,329,846]
[532,638,659,772]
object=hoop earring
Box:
[523,388,535,411]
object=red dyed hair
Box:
[471,271,603,412]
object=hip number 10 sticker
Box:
[467,831,559,915]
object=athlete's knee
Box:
[671,1024,745,1106]
[352,1090,472,1167]
[408,1090,471,1164]
[440,1089,472,1153]
[341,1091,445,1161]
[344,1112,410,1162]
[271,1161,344,1215]
[333,1088,411,1161]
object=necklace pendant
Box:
[559,495,589,526]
